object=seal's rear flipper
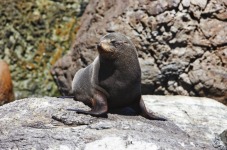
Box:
[67,90,108,118]
[139,98,167,121]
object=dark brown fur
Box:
[69,33,166,120]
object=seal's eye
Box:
[111,40,124,46]
[110,40,117,44]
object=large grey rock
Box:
[0,96,226,149]
[143,95,227,142]
[51,0,227,105]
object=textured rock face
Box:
[0,96,226,149]
[51,0,227,104]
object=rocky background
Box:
[52,0,227,104]
[0,0,88,99]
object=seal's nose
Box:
[97,42,102,50]
[97,40,105,50]
[97,39,113,53]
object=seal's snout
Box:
[97,42,105,53]
[98,39,112,53]
[97,42,102,51]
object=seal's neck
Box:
[99,52,140,75]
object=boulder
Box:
[143,95,227,144]
[0,96,226,149]
[51,0,227,104]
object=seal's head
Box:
[97,33,137,59]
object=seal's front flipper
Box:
[139,97,167,121]
[58,96,74,99]
[68,90,108,118]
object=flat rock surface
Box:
[0,96,226,149]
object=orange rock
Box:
[0,60,14,105]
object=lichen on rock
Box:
[0,0,89,99]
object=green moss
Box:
[0,0,89,99]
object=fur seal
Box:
[0,60,14,105]
[69,33,166,121]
